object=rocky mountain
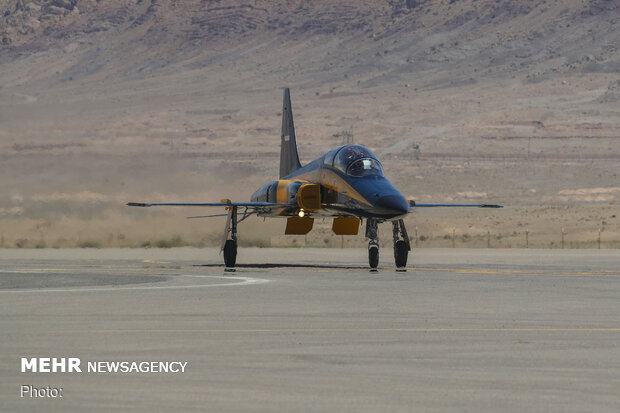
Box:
[1,0,617,83]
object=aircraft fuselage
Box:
[250,144,410,220]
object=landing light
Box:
[298,210,305,218]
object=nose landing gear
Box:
[366,218,411,271]
[392,219,410,271]
[366,218,379,271]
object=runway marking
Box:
[42,327,620,334]
[4,264,618,278]
[13,267,152,273]
[14,268,80,272]
[0,274,269,294]
[414,267,619,277]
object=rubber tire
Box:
[368,244,379,269]
[223,239,237,268]
[394,240,408,268]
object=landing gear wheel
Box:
[368,242,379,269]
[223,239,237,268]
[394,240,408,268]
[366,219,379,271]
[392,219,410,271]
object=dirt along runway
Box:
[1,247,619,412]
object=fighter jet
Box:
[128,88,501,269]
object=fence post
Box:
[561,228,565,249]
[452,229,455,248]
[525,229,529,248]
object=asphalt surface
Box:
[1,248,619,412]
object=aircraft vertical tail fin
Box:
[279,87,302,178]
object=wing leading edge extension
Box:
[409,201,503,208]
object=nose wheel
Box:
[368,240,379,270]
[366,219,379,270]
[392,219,410,270]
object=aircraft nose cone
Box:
[375,194,410,215]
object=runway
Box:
[1,248,619,412]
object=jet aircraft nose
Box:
[375,194,410,216]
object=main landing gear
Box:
[365,218,411,271]
[222,206,238,269]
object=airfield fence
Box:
[1,227,618,249]
[269,227,619,250]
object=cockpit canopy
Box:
[331,145,384,177]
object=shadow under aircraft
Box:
[128,88,502,270]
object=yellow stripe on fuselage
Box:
[276,179,311,204]
[290,168,372,207]
[276,180,291,204]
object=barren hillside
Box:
[0,0,618,248]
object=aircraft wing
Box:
[409,201,503,208]
[127,201,291,220]
[127,202,286,207]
